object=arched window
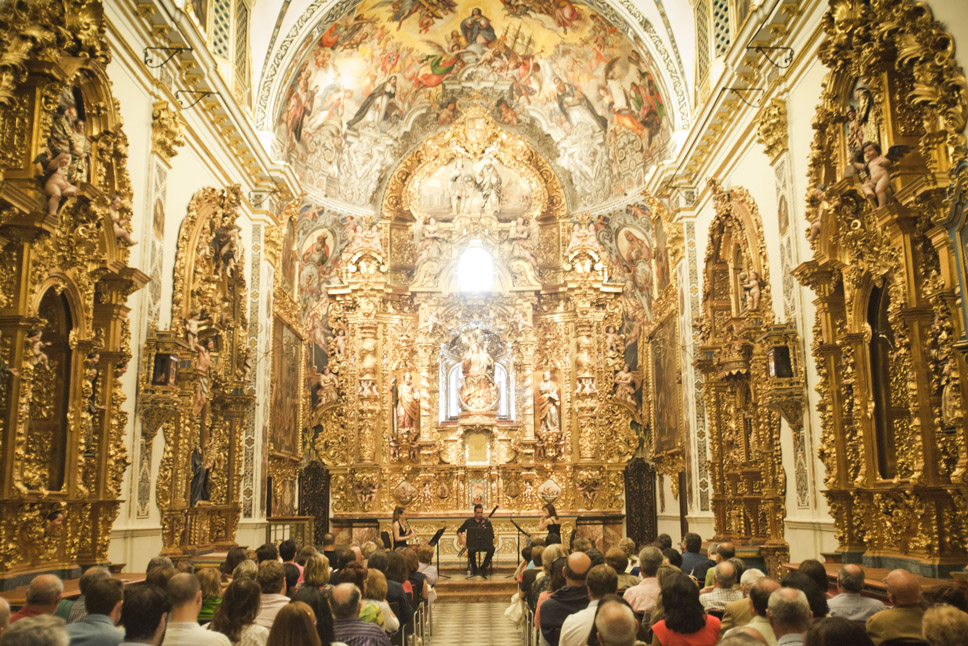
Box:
[457,245,494,293]
[868,285,898,479]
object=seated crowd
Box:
[0,534,436,646]
[515,532,968,646]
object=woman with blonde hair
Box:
[266,601,322,646]
[363,569,399,633]
[302,554,332,591]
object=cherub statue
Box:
[242,348,254,383]
[185,310,203,352]
[26,330,52,369]
[333,328,346,359]
[613,364,637,405]
[806,218,822,242]
[40,152,79,216]
[604,325,621,356]
[851,142,910,208]
[109,195,137,246]
[743,271,762,311]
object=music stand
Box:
[428,527,449,580]
[508,518,531,579]
[467,525,494,578]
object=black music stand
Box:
[508,518,531,579]
[467,525,494,578]
[428,527,449,579]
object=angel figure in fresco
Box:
[26,330,52,369]
[613,363,638,406]
[395,371,420,431]
[415,217,443,265]
[364,223,385,254]
[537,371,561,434]
[346,75,401,131]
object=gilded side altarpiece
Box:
[0,1,149,586]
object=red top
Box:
[10,606,46,624]
[652,615,721,646]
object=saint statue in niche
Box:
[395,371,420,431]
[459,336,498,411]
[537,370,560,434]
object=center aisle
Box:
[430,600,523,646]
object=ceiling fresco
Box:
[271,0,673,209]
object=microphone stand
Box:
[508,517,532,580]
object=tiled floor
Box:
[430,601,525,645]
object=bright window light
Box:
[458,245,494,293]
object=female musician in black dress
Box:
[392,506,416,549]
[538,503,561,544]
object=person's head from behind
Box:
[661,573,705,633]
[297,545,318,566]
[656,534,672,550]
[798,560,829,595]
[717,542,736,560]
[719,631,768,646]
[714,561,737,589]
[804,616,874,646]
[531,546,545,569]
[542,544,565,574]
[222,546,249,576]
[662,547,682,569]
[145,565,175,589]
[0,615,68,646]
[884,568,922,607]
[638,547,663,578]
[256,542,279,564]
[266,601,321,646]
[283,563,300,597]
[146,555,174,572]
[303,554,331,588]
[84,578,123,623]
[365,569,388,601]
[385,551,407,584]
[604,548,628,575]
[258,560,286,596]
[835,564,864,593]
[749,578,781,618]
[923,584,968,613]
[594,599,637,646]
[586,564,618,600]
[167,573,202,616]
[682,533,702,554]
[233,559,258,582]
[197,567,222,599]
[279,539,298,563]
[571,536,593,553]
[292,587,335,645]
[781,571,829,619]
[338,563,367,592]
[564,551,592,586]
[26,574,63,612]
[366,550,388,574]
[922,604,968,646]
[768,587,811,634]
[416,544,434,565]
[321,533,336,549]
[211,578,260,642]
[330,583,362,619]
[120,583,170,645]
[740,568,765,593]
[77,567,110,599]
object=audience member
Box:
[279,541,302,578]
[521,547,544,598]
[865,569,924,645]
[296,547,317,569]
[572,537,594,554]
[651,573,720,646]
[530,544,566,612]
[618,538,638,571]
[922,603,968,646]
[208,577,268,646]
[780,572,828,621]
[68,568,111,624]
[723,577,779,645]
[605,549,639,592]
[699,561,742,612]
[767,588,810,645]
[146,557,174,572]
[291,586,336,646]
[662,549,683,569]
[623,547,662,616]
[680,534,706,579]
[119,583,170,646]
[656,535,673,551]
[65,578,123,646]
[283,565,301,599]
[826,565,883,626]
[256,544,279,565]
[337,564,382,628]
[705,543,735,588]
[0,598,10,639]
[803,616,873,646]
[540,552,592,646]
[593,599,640,646]
[320,535,338,567]
[797,561,831,599]
[330,584,390,646]
[361,570,398,633]
[10,574,63,623]
[144,566,175,590]
[303,555,331,592]
[174,561,194,575]
[922,584,968,613]
[360,542,378,565]
[197,568,223,623]
[721,568,766,631]
[586,548,606,569]
[233,560,258,582]
[255,561,290,629]
[0,615,69,646]
[162,573,230,645]
[718,632,767,646]
[329,552,357,587]
[560,564,617,646]
[265,602,320,646]
[222,548,250,580]
[365,552,411,630]
[399,549,430,602]
[415,545,438,587]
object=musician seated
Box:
[457,504,495,579]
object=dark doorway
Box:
[624,458,657,546]
[299,461,330,545]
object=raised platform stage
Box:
[435,566,519,603]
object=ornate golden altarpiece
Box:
[794,0,968,576]
[305,105,683,559]
[0,2,149,586]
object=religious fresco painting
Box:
[273,0,672,207]
[412,156,534,223]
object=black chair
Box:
[880,639,929,646]
[388,601,404,646]
[381,530,392,550]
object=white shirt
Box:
[558,599,599,646]
[162,621,231,646]
[254,593,290,628]
[208,622,269,646]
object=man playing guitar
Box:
[457,504,495,579]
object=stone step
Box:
[435,569,520,603]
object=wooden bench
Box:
[0,572,146,609]
[782,562,966,600]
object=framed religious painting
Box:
[649,314,682,456]
[270,316,306,458]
